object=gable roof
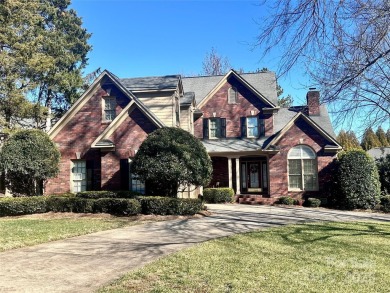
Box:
[265,111,342,150]
[120,75,181,92]
[367,147,390,159]
[48,70,164,139]
[182,70,278,106]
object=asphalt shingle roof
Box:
[120,75,180,91]
[181,71,278,105]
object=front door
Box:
[240,159,268,194]
[247,162,261,192]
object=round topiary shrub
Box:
[203,188,234,203]
[277,196,296,205]
[304,198,321,208]
[334,150,380,210]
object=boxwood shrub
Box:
[304,198,321,208]
[277,196,296,205]
[138,196,203,215]
[0,196,47,216]
[93,198,141,216]
[203,188,234,203]
[76,190,140,199]
[46,197,95,213]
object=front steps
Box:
[234,194,276,205]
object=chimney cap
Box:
[309,87,317,91]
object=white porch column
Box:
[228,157,233,189]
[235,158,241,194]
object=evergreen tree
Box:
[387,129,390,144]
[0,0,91,131]
[376,126,390,147]
[337,130,361,151]
[361,127,381,150]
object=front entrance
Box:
[240,158,268,194]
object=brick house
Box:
[45,69,341,201]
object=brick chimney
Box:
[306,88,320,116]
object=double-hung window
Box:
[241,116,265,138]
[104,97,116,121]
[71,160,86,192]
[128,159,145,194]
[203,118,226,139]
[288,145,318,191]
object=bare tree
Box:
[256,0,390,129]
[202,47,231,76]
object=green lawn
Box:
[100,221,390,293]
[0,215,146,251]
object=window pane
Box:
[304,175,316,190]
[247,117,258,137]
[209,119,219,138]
[289,175,302,189]
[303,159,316,174]
[289,147,302,158]
[289,159,302,175]
[301,146,316,159]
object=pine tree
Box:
[337,130,361,151]
[376,127,390,147]
[387,129,390,144]
[0,0,91,131]
[361,127,381,150]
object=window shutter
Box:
[258,118,265,137]
[203,118,209,139]
[240,117,247,137]
[86,160,94,191]
[216,118,222,138]
[221,118,226,138]
[120,159,130,190]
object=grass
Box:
[0,214,153,251]
[99,221,390,293]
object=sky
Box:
[70,0,325,127]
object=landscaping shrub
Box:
[0,197,47,216]
[138,196,203,215]
[75,191,117,199]
[376,154,390,195]
[333,150,381,210]
[380,196,390,213]
[93,198,141,216]
[304,198,321,208]
[203,188,234,203]
[46,197,94,213]
[277,196,296,205]
[76,190,141,199]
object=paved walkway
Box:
[1,204,390,293]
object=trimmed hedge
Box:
[0,196,141,216]
[203,188,234,203]
[277,196,296,205]
[75,190,140,199]
[0,197,47,216]
[304,198,321,208]
[380,196,390,213]
[138,196,203,215]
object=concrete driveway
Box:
[1,204,390,293]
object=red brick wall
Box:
[268,117,336,199]
[45,83,157,194]
[194,79,274,138]
[208,157,229,188]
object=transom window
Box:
[288,145,318,191]
[104,97,116,121]
[228,87,237,104]
[71,160,86,192]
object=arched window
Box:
[228,87,237,104]
[288,145,318,191]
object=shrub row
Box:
[0,196,141,216]
[75,190,141,199]
[380,195,390,213]
[203,188,234,203]
[0,195,203,217]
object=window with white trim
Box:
[288,145,318,191]
[228,87,237,104]
[128,159,145,194]
[71,160,86,192]
[247,116,259,137]
[103,97,116,121]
